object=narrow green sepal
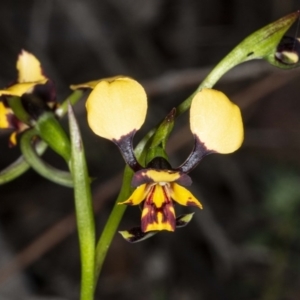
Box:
[119,228,157,243]
[35,112,71,162]
[145,108,176,165]
[55,90,84,118]
[175,213,195,228]
[151,108,176,149]
[146,147,168,166]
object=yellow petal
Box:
[141,184,176,232]
[17,50,46,83]
[190,88,243,154]
[118,184,148,206]
[142,211,175,232]
[141,204,175,232]
[0,82,46,97]
[70,76,123,90]
[170,183,203,208]
[9,132,17,146]
[85,77,147,140]
[152,185,166,208]
[0,102,11,128]
[133,169,181,186]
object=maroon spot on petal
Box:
[123,199,134,206]
[186,200,199,207]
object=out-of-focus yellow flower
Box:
[0,50,56,146]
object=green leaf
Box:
[0,137,48,184]
[68,103,95,300]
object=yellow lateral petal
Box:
[17,50,46,83]
[170,183,203,209]
[190,88,243,154]
[86,77,147,140]
[118,184,148,206]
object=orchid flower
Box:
[72,77,243,242]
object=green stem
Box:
[68,104,95,300]
[0,138,47,184]
[20,129,73,187]
[94,166,133,283]
[56,90,84,118]
[7,96,32,125]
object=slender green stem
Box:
[56,90,84,118]
[0,137,47,184]
[7,96,32,125]
[68,104,95,300]
[94,166,133,283]
[20,129,73,187]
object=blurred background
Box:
[1,1,300,299]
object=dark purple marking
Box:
[113,130,143,172]
[176,135,215,174]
